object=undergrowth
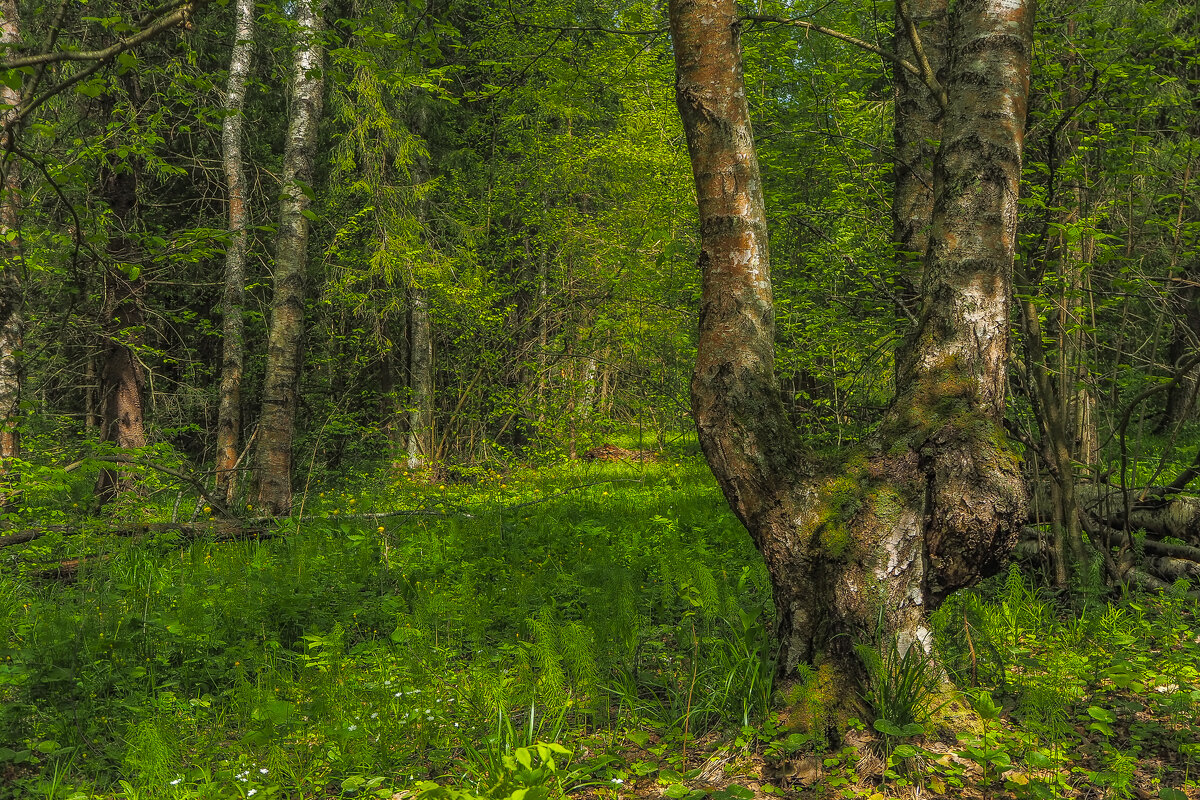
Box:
[0,455,776,799]
[3,456,1200,800]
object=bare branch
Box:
[742,14,923,81]
[896,0,948,111]
[0,1,200,69]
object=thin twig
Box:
[742,15,922,80]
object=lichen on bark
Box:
[669,0,1034,716]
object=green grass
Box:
[0,455,775,799]
[3,455,1200,800]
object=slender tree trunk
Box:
[406,289,433,470]
[892,0,947,325]
[404,102,435,471]
[0,0,23,507]
[215,0,255,504]
[536,253,548,424]
[85,354,99,433]
[253,0,325,516]
[670,0,1031,686]
[95,168,148,502]
[1159,275,1200,431]
[1159,161,1198,431]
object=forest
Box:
[0,0,1199,798]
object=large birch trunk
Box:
[670,0,1032,688]
[0,0,22,507]
[253,0,325,516]
[215,0,255,504]
[897,0,1033,602]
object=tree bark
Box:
[404,102,435,471]
[215,0,255,504]
[0,0,23,507]
[892,0,947,324]
[406,288,433,470]
[1158,275,1200,431]
[670,0,1031,685]
[95,167,148,502]
[253,0,325,516]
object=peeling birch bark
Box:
[215,0,255,504]
[0,0,22,507]
[254,0,325,516]
[669,0,1033,691]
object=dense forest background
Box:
[1,0,1199,798]
[0,0,1197,530]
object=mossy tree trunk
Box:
[669,0,1031,691]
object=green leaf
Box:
[295,179,317,201]
[627,730,650,747]
[1160,789,1187,800]
[664,784,690,799]
[971,692,1002,719]
[515,747,532,770]
[873,719,904,737]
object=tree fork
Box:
[670,0,1032,691]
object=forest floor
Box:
[1,446,1198,800]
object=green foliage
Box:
[0,457,774,798]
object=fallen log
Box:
[1030,483,1200,546]
[0,521,273,549]
[1016,525,1200,594]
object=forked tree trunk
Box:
[95,168,148,503]
[254,0,325,516]
[670,0,1031,686]
[215,0,255,504]
[0,0,23,507]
